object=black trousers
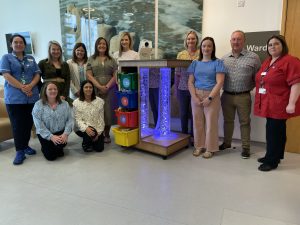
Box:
[265,118,286,166]
[76,127,104,152]
[37,130,66,161]
[6,104,34,151]
[178,89,193,136]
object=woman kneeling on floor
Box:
[32,82,73,161]
[73,80,105,152]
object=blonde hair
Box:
[47,40,63,64]
[184,30,199,49]
[119,32,133,57]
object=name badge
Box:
[261,72,267,76]
[259,88,266,94]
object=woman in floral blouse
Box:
[73,80,105,152]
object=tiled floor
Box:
[0,133,299,225]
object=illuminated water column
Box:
[139,67,151,137]
[154,67,172,138]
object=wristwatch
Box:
[208,96,213,101]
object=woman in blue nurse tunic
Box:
[0,34,41,165]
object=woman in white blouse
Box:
[67,43,88,100]
[73,80,105,152]
[113,32,139,63]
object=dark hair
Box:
[92,37,111,60]
[40,82,62,104]
[72,43,88,63]
[79,80,96,101]
[266,35,289,56]
[199,37,217,61]
[10,34,27,55]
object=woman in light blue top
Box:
[0,34,41,165]
[187,37,226,158]
[32,82,73,161]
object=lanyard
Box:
[263,56,281,73]
[15,56,27,84]
[260,57,281,88]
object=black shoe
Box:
[258,157,281,164]
[219,143,231,150]
[257,157,265,163]
[258,163,278,172]
[57,150,64,157]
[94,148,104,152]
[82,143,93,152]
[241,148,250,159]
[83,147,93,152]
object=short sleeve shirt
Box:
[187,59,226,90]
[222,49,261,92]
[0,53,40,104]
[86,56,117,85]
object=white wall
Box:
[0,0,62,62]
[202,0,283,57]
[0,0,283,142]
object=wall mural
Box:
[59,0,203,59]
[59,0,202,125]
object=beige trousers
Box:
[191,89,220,152]
[221,92,251,149]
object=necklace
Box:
[48,101,58,109]
[188,50,197,60]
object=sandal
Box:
[193,148,206,157]
[202,151,214,159]
[104,137,111,144]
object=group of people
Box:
[0,31,144,165]
[176,30,300,171]
[1,30,300,172]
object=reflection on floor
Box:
[0,133,299,225]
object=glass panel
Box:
[59,0,90,58]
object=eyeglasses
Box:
[268,42,281,47]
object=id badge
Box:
[261,72,267,76]
[259,88,266,94]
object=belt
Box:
[224,90,250,95]
[43,77,65,83]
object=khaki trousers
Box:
[191,89,220,152]
[221,92,251,149]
